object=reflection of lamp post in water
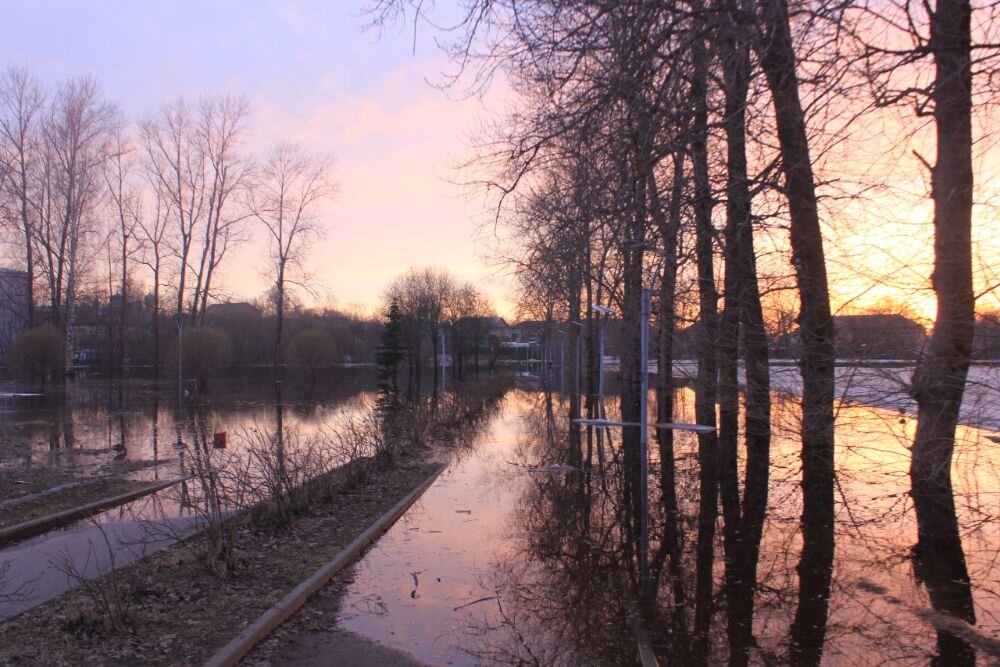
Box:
[574,285,714,603]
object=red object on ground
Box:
[214,432,227,449]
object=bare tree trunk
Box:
[649,153,687,651]
[910,0,976,661]
[756,0,836,661]
[274,264,285,368]
[690,15,720,657]
[152,267,161,376]
[718,4,772,662]
[653,154,683,493]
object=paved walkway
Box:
[271,628,430,666]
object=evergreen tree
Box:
[375,298,405,392]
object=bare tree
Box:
[248,143,334,368]
[385,267,464,389]
[0,67,46,330]
[136,188,172,376]
[34,76,116,369]
[190,95,251,324]
[140,98,205,316]
[754,0,837,660]
[104,121,143,379]
[908,0,978,660]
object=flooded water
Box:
[0,368,379,476]
[333,379,1000,665]
[2,365,998,663]
[0,369,381,619]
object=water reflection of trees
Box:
[0,369,381,466]
[465,389,638,665]
[482,387,999,665]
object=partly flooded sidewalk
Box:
[0,481,199,619]
[261,396,567,666]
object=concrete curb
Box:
[0,478,181,548]
[204,463,448,667]
[632,612,660,667]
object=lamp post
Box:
[591,304,615,420]
[174,312,189,410]
[569,320,583,399]
[558,330,566,394]
[573,285,713,604]
[639,287,650,598]
[173,312,189,506]
[439,330,446,392]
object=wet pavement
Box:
[0,483,198,618]
[271,393,547,665]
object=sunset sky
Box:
[0,1,514,316]
[2,2,998,325]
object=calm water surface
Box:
[0,368,378,475]
[334,382,1000,665]
[3,367,998,663]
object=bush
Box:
[288,328,337,377]
[9,324,65,383]
[170,327,232,388]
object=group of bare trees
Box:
[0,67,335,375]
[383,267,495,390]
[372,0,989,662]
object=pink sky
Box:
[0,1,516,317]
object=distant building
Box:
[0,268,30,362]
[511,320,548,344]
[482,316,512,342]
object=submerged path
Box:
[259,398,550,666]
[252,381,1000,666]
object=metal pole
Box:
[439,330,445,391]
[639,288,650,599]
[177,326,183,408]
[598,318,606,419]
[576,331,581,399]
[173,312,188,501]
[560,338,566,394]
[174,313,188,410]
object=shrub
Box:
[288,328,337,378]
[169,327,232,388]
[9,324,64,383]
